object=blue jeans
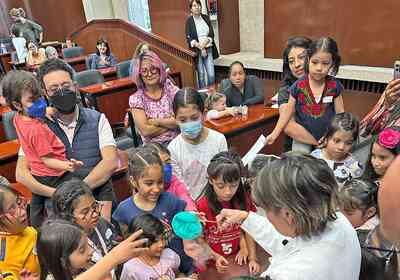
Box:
[197,47,215,88]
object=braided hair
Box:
[52,178,94,221]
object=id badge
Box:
[322,96,333,103]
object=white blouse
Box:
[191,15,212,48]
[241,212,361,280]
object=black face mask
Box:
[49,88,77,114]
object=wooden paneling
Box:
[217,0,240,54]
[147,0,189,49]
[69,19,197,88]
[264,0,400,67]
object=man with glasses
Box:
[16,58,118,227]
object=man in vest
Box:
[16,58,118,227]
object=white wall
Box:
[239,0,264,53]
[82,0,115,21]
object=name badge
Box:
[322,96,333,103]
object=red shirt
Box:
[14,114,67,177]
[196,193,256,257]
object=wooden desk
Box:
[98,66,117,81]
[112,149,130,202]
[64,55,86,72]
[79,77,136,127]
[0,52,12,73]
[0,140,20,182]
[205,104,284,156]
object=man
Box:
[9,8,43,44]
[16,58,118,226]
[378,156,400,244]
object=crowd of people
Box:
[1,1,400,280]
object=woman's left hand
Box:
[235,247,248,265]
[248,259,261,275]
[216,209,249,230]
[384,79,400,107]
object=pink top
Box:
[14,114,67,177]
[166,175,197,211]
[129,79,179,144]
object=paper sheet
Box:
[242,134,266,166]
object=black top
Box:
[185,14,219,60]
[221,75,264,107]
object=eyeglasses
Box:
[0,196,27,218]
[47,82,74,95]
[140,66,159,77]
[77,201,103,220]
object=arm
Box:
[243,77,264,105]
[16,156,55,197]
[149,117,177,129]
[84,146,118,189]
[27,20,43,43]
[207,108,237,120]
[266,95,296,144]
[131,108,168,137]
[280,104,318,145]
[41,157,71,171]
[334,95,344,113]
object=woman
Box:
[129,50,179,145]
[221,61,264,107]
[185,0,219,88]
[216,153,361,280]
[25,40,46,69]
[9,8,43,44]
[277,36,317,151]
[90,38,117,70]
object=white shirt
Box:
[168,128,227,200]
[18,108,116,156]
[191,15,212,48]
[241,212,361,280]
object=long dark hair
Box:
[304,37,341,76]
[128,213,166,246]
[173,87,205,115]
[95,38,111,56]
[38,219,85,280]
[202,151,247,214]
[282,36,312,86]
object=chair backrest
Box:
[127,110,142,147]
[2,111,17,141]
[85,53,96,69]
[116,60,131,79]
[220,78,231,92]
[74,69,104,88]
[62,46,84,59]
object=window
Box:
[128,0,151,32]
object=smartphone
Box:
[394,60,400,80]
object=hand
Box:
[108,229,149,264]
[19,269,40,280]
[317,136,326,148]
[19,17,26,24]
[148,119,159,126]
[215,254,229,273]
[201,49,207,57]
[265,132,278,145]
[216,209,248,231]
[66,159,84,172]
[227,107,239,116]
[248,259,261,275]
[235,247,248,265]
[45,107,57,119]
[384,79,400,107]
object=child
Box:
[338,179,378,229]
[52,178,121,277]
[196,151,260,279]
[0,183,40,279]
[168,88,228,200]
[266,37,344,153]
[311,112,363,184]
[205,93,238,120]
[363,127,400,185]
[143,143,197,211]
[1,70,82,227]
[120,214,180,280]
[112,148,194,275]
[247,154,280,187]
[37,219,149,280]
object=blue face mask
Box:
[164,163,173,185]
[27,97,47,119]
[179,119,203,139]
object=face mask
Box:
[179,119,203,139]
[49,88,77,114]
[164,163,173,185]
[27,97,47,119]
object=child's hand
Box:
[45,107,57,119]
[66,159,84,172]
[19,269,40,280]
[248,259,261,275]
[227,107,238,116]
[235,247,248,265]
[265,132,278,145]
[215,254,229,273]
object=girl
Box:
[338,179,378,229]
[112,148,194,275]
[205,93,238,120]
[37,219,149,280]
[311,112,363,184]
[0,183,40,278]
[363,127,400,185]
[266,37,344,153]
[120,214,180,280]
[143,142,197,211]
[52,178,121,278]
[196,151,260,279]
[168,88,228,200]
[90,38,117,70]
